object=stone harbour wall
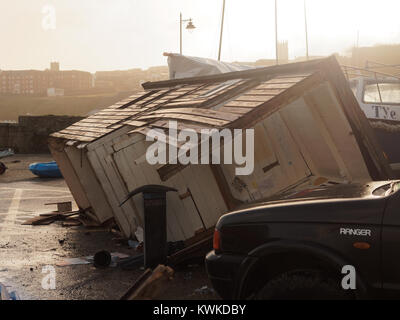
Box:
[0,115,83,153]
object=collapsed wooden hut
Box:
[48,56,393,241]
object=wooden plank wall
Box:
[64,146,115,223]
[87,144,138,238]
[280,83,370,183]
[220,114,311,202]
[91,133,228,241]
[48,138,92,214]
[305,83,370,181]
[219,82,372,204]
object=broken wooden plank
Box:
[255,83,297,90]
[123,120,148,127]
[45,201,72,213]
[51,132,94,142]
[150,120,213,133]
[66,126,112,134]
[79,215,105,227]
[23,210,80,225]
[167,236,213,267]
[120,265,174,300]
[219,106,251,115]
[247,88,286,96]
[58,129,106,138]
[138,113,229,127]
[62,218,82,227]
[117,91,158,109]
[95,111,141,116]
[120,269,153,300]
[89,115,128,120]
[263,76,308,84]
[234,95,275,103]
[223,101,263,108]
[65,122,114,129]
[240,91,278,96]
[79,119,119,124]
[150,107,239,122]
[22,215,59,226]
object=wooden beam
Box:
[120,265,174,300]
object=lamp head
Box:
[186,19,196,33]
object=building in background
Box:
[47,88,65,97]
[350,44,400,76]
[94,66,169,92]
[0,62,93,96]
[277,41,289,64]
[50,62,60,72]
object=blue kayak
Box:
[29,161,62,178]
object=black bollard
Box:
[119,185,177,269]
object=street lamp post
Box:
[304,0,309,60]
[218,0,226,61]
[180,13,196,55]
[275,0,279,65]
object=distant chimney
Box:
[50,62,60,72]
[277,41,289,64]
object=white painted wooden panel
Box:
[65,146,114,223]
[307,83,371,181]
[263,112,311,184]
[279,97,342,180]
[49,143,91,211]
[220,112,311,202]
[87,145,137,238]
[166,169,205,234]
[114,140,182,242]
[87,127,132,152]
[184,164,228,228]
[109,134,228,241]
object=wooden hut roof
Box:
[50,58,327,144]
[50,56,392,180]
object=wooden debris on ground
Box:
[78,215,103,227]
[21,199,113,228]
[62,217,82,227]
[168,235,213,267]
[120,265,174,300]
[22,200,81,226]
[22,211,80,226]
[45,201,73,213]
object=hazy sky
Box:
[1,0,400,72]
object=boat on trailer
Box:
[344,66,400,176]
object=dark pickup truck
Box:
[206,181,400,300]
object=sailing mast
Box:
[218,0,226,61]
[304,0,309,60]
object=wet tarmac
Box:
[0,155,217,300]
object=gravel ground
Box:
[0,154,218,300]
